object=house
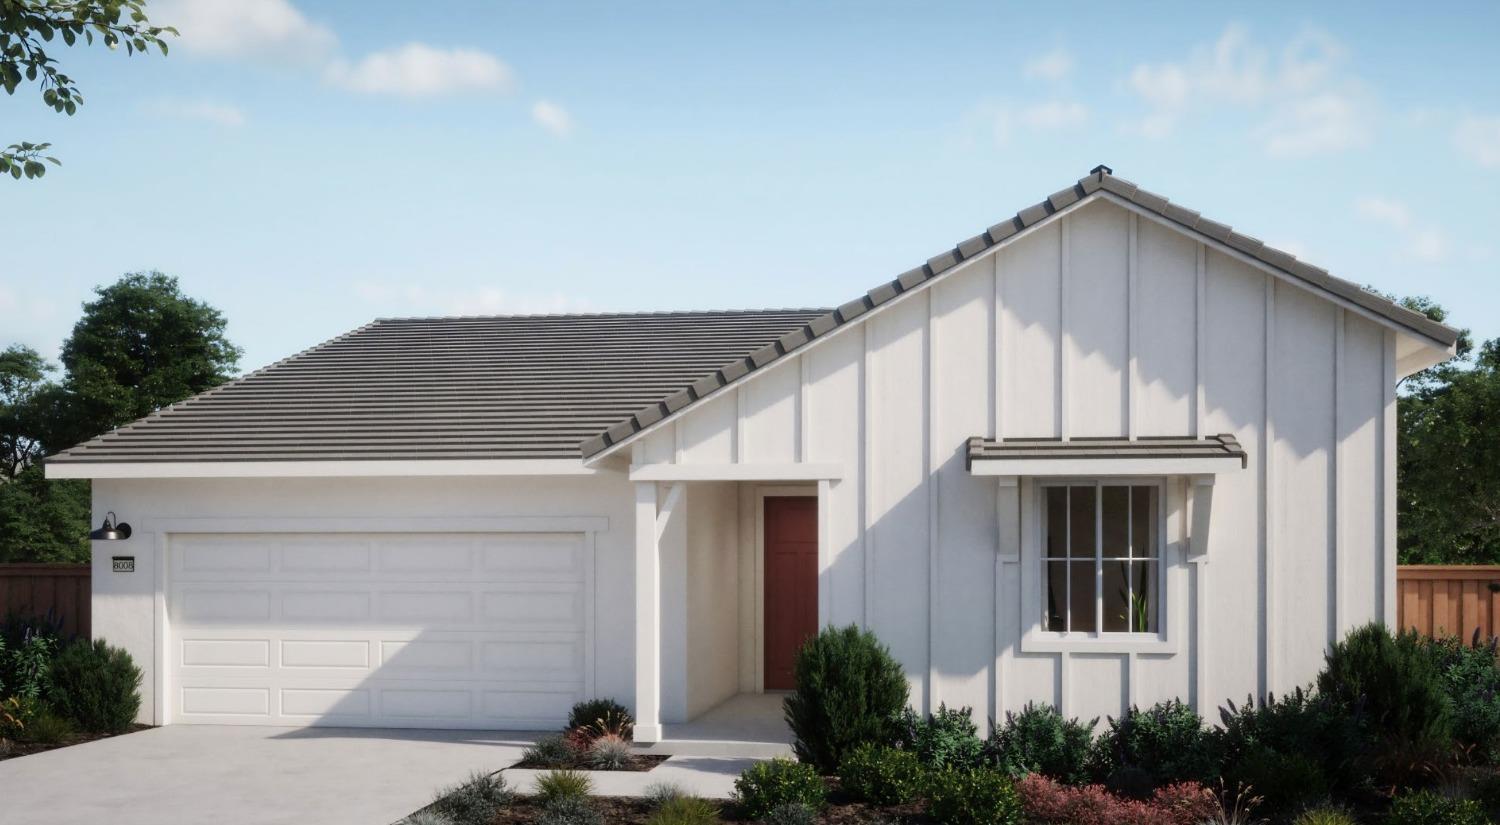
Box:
[46,167,1459,743]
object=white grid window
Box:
[1042,482,1161,634]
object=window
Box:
[1042,482,1160,635]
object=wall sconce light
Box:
[89,512,132,541]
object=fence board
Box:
[1397,566,1500,641]
[0,564,91,639]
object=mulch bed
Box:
[0,724,150,762]
[492,796,931,824]
[512,753,670,772]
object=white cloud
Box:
[153,0,335,62]
[1023,49,1073,82]
[1356,197,1449,263]
[354,283,595,317]
[149,98,247,127]
[325,43,514,97]
[1123,23,1368,157]
[531,100,574,137]
[1454,115,1500,169]
[1019,101,1088,129]
[1259,93,1367,157]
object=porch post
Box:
[634,481,663,743]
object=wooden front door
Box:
[764,496,818,690]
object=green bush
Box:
[568,697,634,740]
[1422,634,1500,763]
[536,795,601,825]
[838,743,924,805]
[46,638,141,734]
[1385,789,1489,825]
[925,767,1023,825]
[21,711,73,745]
[1089,699,1219,792]
[430,771,512,825]
[984,703,1096,785]
[1293,805,1360,825]
[398,812,451,825]
[783,625,909,773]
[523,733,577,767]
[0,628,56,702]
[643,782,686,807]
[761,802,816,825]
[644,796,720,825]
[733,758,827,819]
[1318,624,1454,780]
[533,769,593,805]
[1216,688,1369,797]
[898,704,984,770]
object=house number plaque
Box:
[112,556,135,573]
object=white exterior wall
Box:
[634,199,1398,722]
[90,474,636,725]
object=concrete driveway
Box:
[0,726,535,825]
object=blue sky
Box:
[3,1,1498,373]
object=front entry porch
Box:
[632,468,836,747]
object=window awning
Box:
[965,434,1247,477]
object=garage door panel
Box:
[169,531,589,729]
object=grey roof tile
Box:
[1017,202,1051,226]
[957,234,989,259]
[900,265,932,289]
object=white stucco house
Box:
[46,167,1459,743]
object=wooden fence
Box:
[1397,565,1500,641]
[0,564,91,638]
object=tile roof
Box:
[47,310,827,463]
[965,434,1249,470]
[581,166,1459,459]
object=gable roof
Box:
[46,310,826,464]
[581,165,1460,460]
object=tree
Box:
[0,344,53,479]
[2,0,174,179]
[0,464,89,563]
[1399,338,1500,564]
[48,270,241,451]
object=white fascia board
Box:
[629,462,844,482]
[44,458,609,480]
[968,456,1244,477]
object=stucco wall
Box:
[634,198,1399,723]
[91,474,636,725]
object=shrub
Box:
[1294,806,1360,825]
[899,704,984,770]
[782,624,909,773]
[21,711,73,744]
[1468,769,1500,818]
[838,743,924,805]
[733,758,827,819]
[536,795,602,825]
[1216,688,1368,798]
[1385,789,1489,825]
[1318,624,1454,779]
[645,796,720,825]
[400,812,453,825]
[0,695,35,742]
[533,769,593,805]
[585,733,633,770]
[429,771,512,825]
[760,802,816,825]
[1422,633,1500,763]
[1089,699,1218,792]
[0,628,56,702]
[985,702,1096,785]
[568,698,634,742]
[926,767,1023,825]
[524,733,577,767]
[1017,774,1217,825]
[46,638,141,734]
[643,782,686,807]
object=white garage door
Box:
[168,532,590,729]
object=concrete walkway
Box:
[0,726,535,825]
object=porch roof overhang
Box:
[628,461,843,482]
[965,434,1247,478]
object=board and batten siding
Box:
[636,199,1396,723]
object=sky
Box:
[2,0,1498,374]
